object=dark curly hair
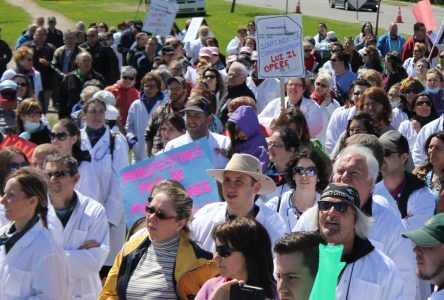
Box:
[285,147,332,192]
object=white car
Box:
[172,0,206,15]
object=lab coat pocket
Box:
[3,266,32,296]
[73,229,88,248]
[350,279,380,300]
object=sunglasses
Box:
[15,82,27,87]
[204,75,216,79]
[9,161,29,171]
[304,48,312,52]
[145,205,177,220]
[122,76,135,81]
[315,82,328,88]
[216,245,238,258]
[318,201,351,213]
[415,100,432,107]
[331,58,338,62]
[293,166,318,176]
[384,148,399,157]
[45,170,72,179]
[50,132,70,141]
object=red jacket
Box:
[105,82,140,125]
[401,35,438,62]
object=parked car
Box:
[171,0,206,16]
[329,0,377,12]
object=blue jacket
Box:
[228,105,269,173]
[377,34,406,56]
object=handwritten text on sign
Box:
[120,138,219,227]
[256,15,304,78]
[142,0,178,36]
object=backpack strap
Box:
[109,131,117,160]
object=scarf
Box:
[85,126,106,147]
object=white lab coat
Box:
[265,190,320,233]
[76,160,99,201]
[164,132,230,169]
[125,97,167,163]
[325,105,408,154]
[258,96,323,137]
[0,221,70,300]
[191,201,286,252]
[318,99,341,147]
[294,199,417,300]
[374,181,435,231]
[246,77,281,113]
[51,191,110,300]
[413,116,443,166]
[429,289,444,299]
[398,120,419,154]
[80,125,128,266]
[336,248,405,300]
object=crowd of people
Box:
[0,14,444,300]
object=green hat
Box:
[402,213,444,247]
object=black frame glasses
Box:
[318,201,351,214]
[145,205,177,220]
[384,148,399,157]
[216,245,238,258]
[293,166,318,177]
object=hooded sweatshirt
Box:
[228,106,269,173]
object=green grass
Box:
[34,0,368,54]
[0,0,32,47]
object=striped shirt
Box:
[126,234,180,299]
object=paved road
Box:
[232,0,444,35]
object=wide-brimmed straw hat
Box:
[207,153,276,195]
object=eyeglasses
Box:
[15,82,27,87]
[204,75,216,79]
[315,82,328,88]
[49,132,70,141]
[9,161,29,171]
[416,100,432,107]
[267,141,285,149]
[318,201,351,213]
[145,205,177,220]
[384,148,399,157]
[216,245,238,258]
[45,170,72,179]
[122,76,135,81]
[293,166,318,176]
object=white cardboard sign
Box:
[256,14,305,78]
[182,17,204,43]
[143,0,178,36]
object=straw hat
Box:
[207,153,276,195]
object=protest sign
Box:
[120,138,219,227]
[142,0,178,36]
[256,14,304,78]
[183,17,204,43]
[0,134,36,161]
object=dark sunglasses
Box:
[315,82,328,88]
[9,162,29,171]
[415,100,432,107]
[216,245,238,258]
[331,58,338,62]
[145,205,177,220]
[304,48,312,52]
[122,76,135,81]
[45,170,72,179]
[384,148,399,157]
[15,82,27,87]
[318,201,350,213]
[203,75,216,79]
[49,132,69,141]
[293,166,318,176]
